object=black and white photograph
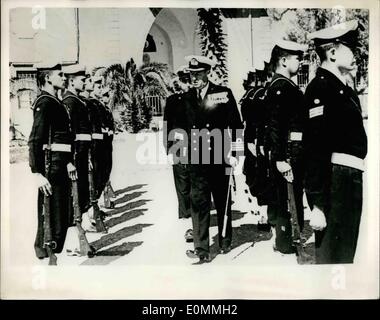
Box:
[1,0,379,300]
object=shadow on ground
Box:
[81,241,143,265]
[81,184,152,265]
[114,184,147,197]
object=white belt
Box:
[289,132,302,141]
[231,139,244,152]
[108,130,114,136]
[101,128,109,133]
[92,133,104,140]
[75,134,92,141]
[331,152,364,171]
[43,143,71,152]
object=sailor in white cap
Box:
[100,86,116,210]
[29,61,78,262]
[240,56,272,227]
[183,55,244,263]
[61,65,97,244]
[264,39,308,256]
[163,65,193,242]
[304,20,367,264]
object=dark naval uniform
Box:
[85,97,106,199]
[265,73,306,253]
[240,86,268,203]
[62,91,92,214]
[103,104,115,186]
[29,91,73,257]
[184,81,243,255]
[164,92,191,219]
[304,68,367,264]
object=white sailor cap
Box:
[63,64,87,77]
[273,39,308,54]
[307,19,360,49]
[34,61,62,71]
[185,55,216,71]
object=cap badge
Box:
[190,58,199,66]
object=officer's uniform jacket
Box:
[303,67,368,209]
[265,73,306,163]
[28,91,73,179]
[184,81,243,165]
[163,91,188,157]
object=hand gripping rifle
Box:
[88,149,108,233]
[286,159,313,264]
[71,177,95,257]
[43,127,57,265]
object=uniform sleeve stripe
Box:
[309,106,324,118]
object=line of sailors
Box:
[166,19,367,264]
[29,63,115,259]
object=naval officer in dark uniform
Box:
[163,66,193,242]
[183,55,244,263]
[265,40,308,254]
[29,62,77,259]
[62,65,92,216]
[305,20,367,264]
[164,66,191,219]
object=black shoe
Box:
[219,245,232,254]
[186,249,210,263]
[273,244,296,254]
[184,229,193,242]
[257,223,272,232]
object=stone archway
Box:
[143,8,201,72]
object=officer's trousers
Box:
[172,163,191,219]
[268,162,304,253]
[189,165,232,254]
[314,165,363,264]
[34,176,71,258]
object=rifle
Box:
[103,181,115,209]
[43,127,57,266]
[72,179,96,257]
[286,160,313,264]
[222,170,233,238]
[88,149,107,233]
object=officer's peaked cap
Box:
[307,19,361,49]
[185,55,216,71]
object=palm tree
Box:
[102,59,170,133]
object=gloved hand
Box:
[309,206,327,231]
[276,161,293,182]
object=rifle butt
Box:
[76,223,96,257]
